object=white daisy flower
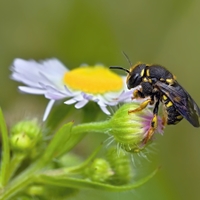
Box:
[10,58,133,121]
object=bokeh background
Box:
[1,1,200,199]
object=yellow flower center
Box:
[63,65,123,94]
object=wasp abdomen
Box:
[162,94,183,125]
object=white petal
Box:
[39,59,68,90]
[117,90,133,102]
[11,72,42,88]
[11,59,44,87]
[72,94,85,101]
[11,58,68,90]
[75,99,88,109]
[96,95,117,106]
[39,83,70,100]
[103,90,122,99]
[43,99,55,121]
[64,98,77,105]
[45,92,67,100]
[19,86,45,94]
[64,85,74,96]
[99,105,111,115]
[40,59,68,75]
[11,59,39,74]
[81,92,94,101]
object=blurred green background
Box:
[1,0,200,199]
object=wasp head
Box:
[110,63,146,90]
[127,63,146,89]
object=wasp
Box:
[110,60,200,144]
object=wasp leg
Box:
[143,115,158,144]
[143,99,160,144]
[161,104,167,127]
[128,99,151,114]
[162,115,167,127]
[131,89,145,100]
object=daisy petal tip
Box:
[64,99,77,105]
[100,106,111,115]
[74,100,88,109]
[42,100,55,121]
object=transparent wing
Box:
[155,81,200,127]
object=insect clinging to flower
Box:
[110,55,200,144]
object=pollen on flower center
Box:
[63,65,123,94]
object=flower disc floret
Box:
[63,65,123,94]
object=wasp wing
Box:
[155,81,200,127]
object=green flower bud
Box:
[55,153,82,168]
[14,195,30,200]
[108,103,164,153]
[27,185,44,196]
[106,147,132,185]
[26,185,78,199]
[11,119,41,139]
[10,133,32,151]
[85,158,114,183]
[10,119,42,152]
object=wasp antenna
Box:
[122,51,132,66]
[109,66,130,74]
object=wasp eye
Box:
[134,74,139,79]
[127,73,141,89]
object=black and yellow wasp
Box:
[110,61,200,143]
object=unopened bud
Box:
[85,158,114,183]
[108,103,164,152]
[10,119,42,151]
[10,133,32,151]
[11,119,41,139]
[106,147,132,185]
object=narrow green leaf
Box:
[57,120,110,157]
[57,132,87,157]
[39,122,73,165]
[34,167,159,192]
[0,108,10,187]
[45,103,73,132]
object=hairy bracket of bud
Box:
[85,158,114,183]
[11,119,41,138]
[10,119,42,151]
[108,103,164,153]
[106,147,132,185]
[10,133,32,151]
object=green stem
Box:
[0,108,10,187]
[72,120,110,135]
[0,155,51,200]
[34,167,159,192]
[58,120,110,156]
[0,162,39,200]
[7,154,26,181]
